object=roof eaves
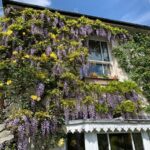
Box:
[3,0,150,30]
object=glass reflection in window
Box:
[67,133,85,150]
[109,133,133,150]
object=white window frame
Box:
[84,132,148,150]
[63,131,150,150]
[102,132,137,150]
[88,37,113,77]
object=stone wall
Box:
[0,124,14,148]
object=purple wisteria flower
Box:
[22,115,28,122]
[31,24,43,35]
[59,21,65,27]
[57,50,62,60]
[31,100,35,108]
[41,120,50,136]
[17,136,28,150]
[80,64,89,77]
[52,63,63,76]
[46,17,51,23]
[31,118,38,135]
[79,27,87,36]
[53,18,59,26]
[96,28,107,37]
[12,118,20,126]
[99,97,105,104]
[30,48,36,55]
[45,46,52,56]
[82,105,88,119]
[107,93,118,109]
[88,105,96,119]
[18,125,26,139]
[85,25,93,35]
[36,83,45,97]
[131,91,139,101]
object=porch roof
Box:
[66,119,150,133]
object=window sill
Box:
[83,76,118,85]
[84,76,118,80]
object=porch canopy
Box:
[66,119,150,133]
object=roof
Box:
[67,119,150,133]
[3,0,150,30]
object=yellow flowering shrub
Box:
[30,95,41,101]
[57,138,65,147]
[50,52,57,60]
[6,80,12,85]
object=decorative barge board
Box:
[66,120,150,133]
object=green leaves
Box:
[113,33,150,101]
[95,103,108,113]
[120,100,136,113]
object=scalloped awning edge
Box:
[66,120,150,133]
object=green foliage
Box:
[95,103,109,113]
[113,33,150,101]
[121,100,136,113]
[82,96,94,105]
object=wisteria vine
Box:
[0,6,144,150]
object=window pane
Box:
[88,64,110,76]
[67,133,85,150]
[89,40,102,61]
[132,133,144,150]
[88,63,103,76]
[109,133,133,150]
[0,0,4,16]
[101,42,110,61]
[103,64,110,75]
[97,134,109,150]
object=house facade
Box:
[1,1,150,150]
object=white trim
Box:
[88,60,111,65]
[85,132,99,150]
[141,131,150,150]
[107,133,111,150]
[130,132,136,150]
[66,120,150,133]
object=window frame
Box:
[97,132,144,150]
[87,37,113,77]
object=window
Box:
[0,0,4,16]
[67,133,85,150]
[97,133,144,150]
[88,40,111,77]
[67,132,144,150]
[109,133,133,150]
[97,134,109,150]
[132,133,144,150]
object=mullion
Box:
[99,41,105,75]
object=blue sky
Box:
[1,0,150,26]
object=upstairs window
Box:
[89,40,110,61]
[88,40,111,77]
[0,0,4,16]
